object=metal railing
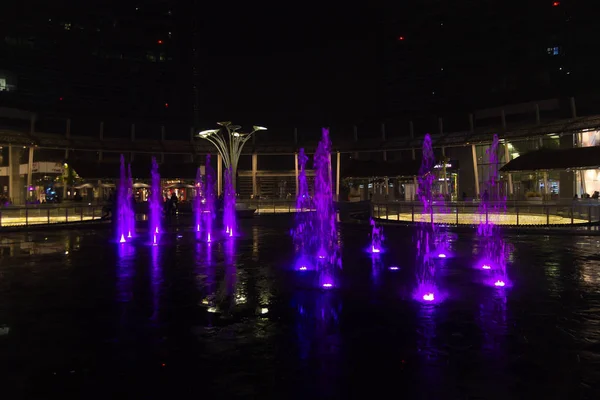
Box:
[238,200,314,214]
[0,204,103,229]
[371,201,600,228]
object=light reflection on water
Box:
[1,224,600,397]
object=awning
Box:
[66,160,200,180]
[342,159,423,178]
[500,146,600,172]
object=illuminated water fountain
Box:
[117,154,135,243]
[204,154,216,243]
[292,148,313,271]
[313,128,341,288]
[194,166,203,235]
[149,157,162,245]
[368,218,384,254]
[477,134,510,288]
[414,134,441,302]
[223,166,236,237]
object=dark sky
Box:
[1,1,598,134]
[193,5,382,127]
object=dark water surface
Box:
[1,216,600,399]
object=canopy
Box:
[500,146,600,172]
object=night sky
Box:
[1,1,598,134]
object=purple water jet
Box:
[292,148,314,270]
[149,157,162,244]
[204,155,216,243]
[477,134,510,287]
[414,134,443,303]
[313,128,341,288]
[368,218,384,254]
[194,167,203,235]
[116,154,135,243]
[223,166,236,237]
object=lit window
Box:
[547,46,560,55]
[0,78,6,91]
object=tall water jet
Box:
[204,154,216,243]
[149,157,162,244]
[194,167,203,235]
[313,128,341,288]
[116,154,135,242]
[292,148,313,270]
[368,218,384,254]
[477,134,509,287]
[414,134,440,302]
[223,166,236,237]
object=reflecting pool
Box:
[0,218,599,398]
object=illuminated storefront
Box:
[576,129,600,197]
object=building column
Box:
[504,141,513,196]
[252,153,258,198]
[336,151,341,200]
[8,144,23,205]
[441,146,448,196]
[27,146,34,200]
[543,171,549,199]
[471,144,480,197]
[294,152,299,197]
[217,153,223,196]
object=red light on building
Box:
[164,102,169,108]
[59,97,63,101]
[398,36,405,41]
[552,1,560,6]
[157,40,163,44]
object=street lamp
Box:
[197,122,267,192]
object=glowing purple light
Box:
[120,234,126,243]
[223,166,236,237]
[370,218,384,253]
[153,234,157,246]
[438,253,446,258]
[482,264,491,270]
[322,283,333,288]
[494,280,506,287]
[149,157,162,244]
[423,293,435,301]
[389,266,399,270]
[197,224,200,232]
[204,154,216,244]
[299,266,307,271]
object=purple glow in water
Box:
[314,128,342,288]
[292,148,313,264]
[477,135,510,287]
[223,166,236,236]
[438,253,446,258]
[369,218,384,253]
[116,154,135,242]
[194,167,203,234]
[423,293,435,301]
[149,157,162,243]
[204,155,216,242]
[414,134,440,302]
[388,266,399,271]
